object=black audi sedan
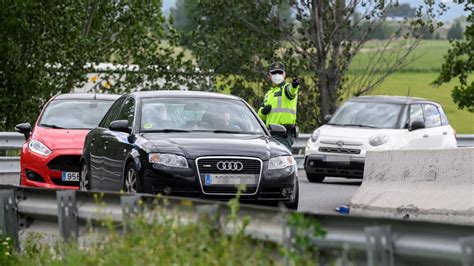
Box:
[80,91,298,209]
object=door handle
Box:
[423,134,429,138]
[443,132,448,135]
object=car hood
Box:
[318,125,397,140]
[140,133,290,160]
[31,126,89,150]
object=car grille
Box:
[47,155,81,172]
[318,147,361,154]
[196,157,262,195]
[51,178,79,187]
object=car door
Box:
[438,106,458,148]
[406,104,429,149]
[102,96,136,191]
[422,103,445,148]
[90,97,125,189]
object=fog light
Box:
[164,186,172,195]
[282,187,293,197]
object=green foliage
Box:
[169,0,201,46]
[434,1,473,112]
[0,1,208,131]
[447,21,464,40]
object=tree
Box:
[447,21,464,40]
[170,0,201,46]
[192,0,444,131]
[434,1,473,112]
[0,1,206,131]
[386,3,416,18]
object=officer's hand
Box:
[292,78,300,88]
[261,105,272,115]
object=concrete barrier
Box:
[350,148,474,225]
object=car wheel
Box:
[284,180,299,210]
[124,162,142,193]
[306,172,325,183]
[80,162,90,191]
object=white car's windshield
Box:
[140,98,265,134]
[329,101,404,129]
[39,99,114,129]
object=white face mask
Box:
[271,74,284,84]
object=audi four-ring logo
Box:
[216,161,243,171]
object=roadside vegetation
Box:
[0,194,326,265]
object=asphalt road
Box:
[0,171,361,214]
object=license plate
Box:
[325,155,350,163]
[61,172,79,182]
[204,174,256,186]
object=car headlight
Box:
[28,139,52,156]
[149,153,189,168]
[311,130,320,142]
[268,156,296,170]
[369,134,390,146]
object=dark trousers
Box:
[273,135,294,152]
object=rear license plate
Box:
[204,174,256,186]
[61,172,79,182]
[325,155,350,163]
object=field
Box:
[348,40,473,133]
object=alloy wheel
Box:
[125,168,137,193]
[80,164,89,191]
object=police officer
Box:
[258,62,299,151]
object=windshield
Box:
[39,99,115,129]
[140,98,265,134]
[330,101,404,129]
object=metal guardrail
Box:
[0,185,473,265]
[1,132,473,173]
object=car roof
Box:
[349,95,440,105]
[53,93,120,101]
[130,90,240,100]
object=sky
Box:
[161,0,468,22]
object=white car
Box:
[304,96,457,183]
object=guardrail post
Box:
[365,225,394,266]
[57,190,78,242]
[0,189,19,251]
[460,236,474,266]
[121,195,140,233]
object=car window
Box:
[100,97,125,128]
[39,99,115,129]
[409,104,424,124]
[140,98,265,134]
[438,106,450,125]
[423,104,442,128]
[329,101,404,128]
[117,97,135,127]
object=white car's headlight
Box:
[28,139,52,156]
[369,134,390,146]
[311,130,320,142]
[268,156,296,170]
[149,153,189,168]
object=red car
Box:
[15,93,119,189]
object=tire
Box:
[306,172,325,183]
[123,162,143,193]
[284,180,299,210]
[79,161,91,191]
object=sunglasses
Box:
[270,70,284,75]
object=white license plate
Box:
[325,155,350,163]
[204,174,256,186]
[61,172,79,182]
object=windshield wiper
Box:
[212,130,260,134]
[39,124,65,129]
[341,124,377,128]
[145,129,191,133]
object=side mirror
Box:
[109,120,131,134]
[268,124,287,137]
[324,114,333,123]
[410,120,425,131]
[15,123,31,140]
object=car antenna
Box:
[406,86,411,97]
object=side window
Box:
[423,104,442,128]
[100,97,125,128]
[117,97,135,127]
[438,106,450,125]
[409,104,424,124]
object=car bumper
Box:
[20,147,81,190]
[304,154,365,179]
[143,164,297,202]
